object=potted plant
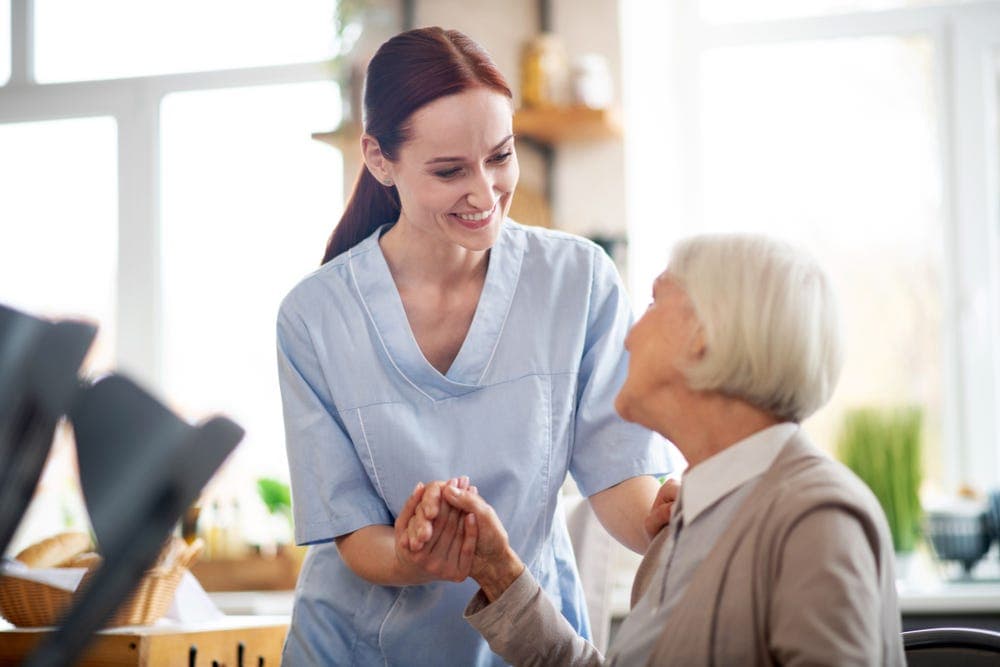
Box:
[837,406,923,564]
[257,477,307,576]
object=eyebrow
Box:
[424,135,515,165]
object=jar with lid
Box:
[520,33,569,108]
[571,54,613,109]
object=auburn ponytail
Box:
[322,167,401,264]
[319,26,512,265]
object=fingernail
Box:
[413,482,421,493]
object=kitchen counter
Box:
[0,615,289,666]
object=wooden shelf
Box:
[313,107,622,151]
[311,122,361,151]
[513,106,622,145]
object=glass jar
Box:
[520,33,569,108]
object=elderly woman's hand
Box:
[644,478,681,539]
[442,484,525,602]
[393,479,476,583]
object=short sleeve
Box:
[276,300,393,545]
[569,248,671,497]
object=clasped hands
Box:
[393,476,680,600]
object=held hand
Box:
[644,477,680,539]
[442,484,525,602]
[394,480,475,583]
[408,477,469,551]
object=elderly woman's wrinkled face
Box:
[615,271,704,429]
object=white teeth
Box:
[457,208,493,221]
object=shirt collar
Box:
[679,422,798,524]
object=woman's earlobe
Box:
[361,135,391,184]
[691,327,707,360]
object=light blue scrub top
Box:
[276,220,670,666]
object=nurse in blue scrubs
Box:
[276,26,671,666]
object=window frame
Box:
[622,0,1000,491]
[0,0,334,391]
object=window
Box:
[0,0,346,555]
[0,116,119,373]
[160,81,341,491]
[623,1,1000,493]
[700,36,945,485]
[0,116,118,554]
[701,0,965,23]
[33,0,338,82]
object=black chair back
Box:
[0,303,96,558]
[24,373,244,667]
[904,627,1000,667]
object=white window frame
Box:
[0,0,333,391]
[623,0,1000,491]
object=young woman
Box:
[276,27,670,665]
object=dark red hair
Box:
[321,27,513,264]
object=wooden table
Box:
[0,615,288,666]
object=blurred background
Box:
[1,0,999,607]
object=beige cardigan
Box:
[466,433,905,666]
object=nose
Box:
[466,167,496,210]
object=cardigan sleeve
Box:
[465,569,605,666]
[768,507,882,666]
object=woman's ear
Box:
[361,134,394,186]
[689,325,707,362]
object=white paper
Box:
[164,571,224,623]
[0,558,87,592]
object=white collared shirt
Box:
[609,422,799,666]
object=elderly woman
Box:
[403,233,905,666]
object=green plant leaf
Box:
[836,406,923,553]
[257,477,294,529]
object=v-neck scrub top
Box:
[276,220,669,666]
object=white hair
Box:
[668,233,844,422]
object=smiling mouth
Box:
[452,201,498,228]
[455,201,497,222]
[457,209,492,222]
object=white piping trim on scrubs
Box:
[475,282,514,387]
[348,246,436,402]
[356,407,388,502]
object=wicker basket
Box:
[0,538,203,628]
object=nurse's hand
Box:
[394,480,476,583]
[644,477,680,539]
[441,484,525,603]
[407,476,470,551]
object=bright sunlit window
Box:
[159,81,341,532]
[623,0,1000,494]
[0,116,119,367]
[701,0,965,22]
[1,0,346,552]
[0,116,118,555]
[33,0,338,83]
[699,36,945,487]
